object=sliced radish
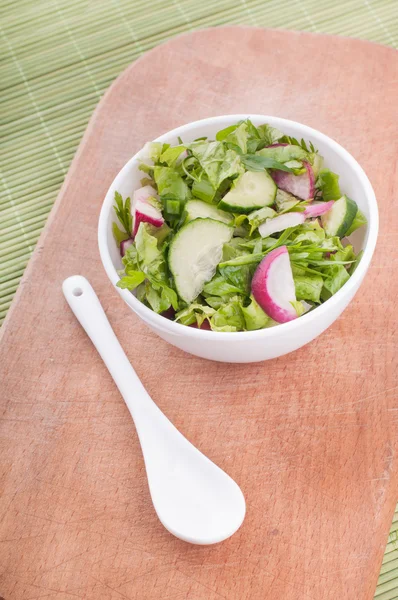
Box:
[258,212,305,238]
[251,246,297,324]
[133,197,164,237]
[272,161,315,200]
[131,185,163,237]
[120,238,133,257]
[132,185,158,208]
[303,200,335,218]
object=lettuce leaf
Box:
[293,272,324,303]
[241,295,271,330]
[153,166,188,199]
[210,298,245,332]
[291,301,306,316]
[334,244,355,263]
[345,209,367,236]
[283,160,306,175]
[216,120,284,154]
[204,295,235,309]
[122,242,140,270]
[316,169,341,200]
[222,121,249,153]
[190,141,244,189]
[216,124,239,142]
[153,166,189,221]
[257,144,309,163]
[321,265,350,299]
[160,145,186,167]
[294,219,326,241]
[116,270,146,290]
[274,189,305,213]
[203,275,242,296]
[135,223,162,268]
[219,263,253,295]
[222,237,251,261]
[145,281,178,313]
[256,123,284,148]
[175,303,215,327]
[139,141,163,163]
[121,224,178,312]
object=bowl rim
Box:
[98,114,379,339]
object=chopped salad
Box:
[112,119,367,332]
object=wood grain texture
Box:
[0,27,397,600]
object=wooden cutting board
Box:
[1,27,397,600]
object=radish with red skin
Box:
[132,184,158,207]
[258,212,305,238]
[303,200,335,218]
[251,246,298,324]
[133,198,164,237]
[131,184,164,237]
[120,238,133,257]
[272,161,315,200]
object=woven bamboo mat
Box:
[1,1,397,596]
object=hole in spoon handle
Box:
[62,275,149,417]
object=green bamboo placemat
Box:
[1,1,397,596]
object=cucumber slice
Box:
[321,195,358,237]
[185,200,233,225]
[218,171,276,214]
[168,218,233,303]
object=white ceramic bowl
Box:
[98,115,378,363]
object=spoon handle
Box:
[62,275,153,419]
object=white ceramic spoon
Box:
[62,276,245,545]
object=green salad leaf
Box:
[113,191,132,237]
[154,166,188,199]
[241,295,271,330]
[256,123,284,147]
[293,269,324,303]
[279,135,316,153]
[190,141,244,189]
[222,121,249,153]
[203,275,242,296]
[241,154,294,173]
[117,271,146,290]
[321,265,350,299]
[175,303,215,327]
[210,298,245,332]
[112,222,130,246]
[257,144,309,163]
[316,168,341,200]
[160,145,186,167]
[345,209,367,236]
